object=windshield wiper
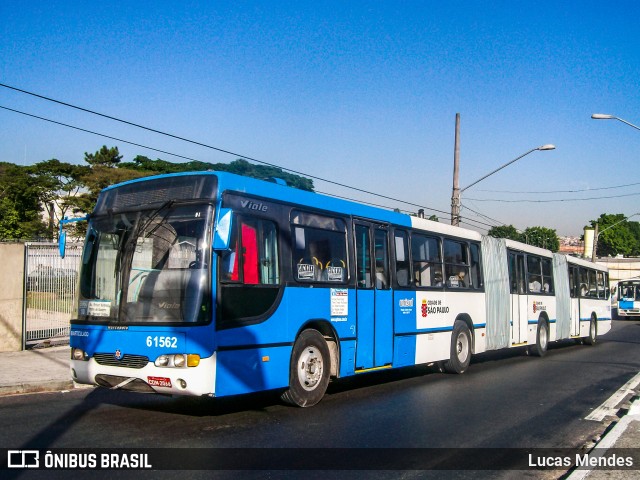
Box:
[116,200,175,322]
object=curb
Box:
[566,398,640,480]
[0,380,92,397]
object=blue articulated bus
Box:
[68,171,611,407]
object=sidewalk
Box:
[0,345,80,396]
[0,346,637,476]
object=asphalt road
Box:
[2,320,639,479]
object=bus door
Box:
[354,222,393,369]
[569,266,581,336]
[509,252,528,344]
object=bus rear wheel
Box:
[584,315,597,345]
[444,321,472,374]
[530,318,548,357]
[281,329,330,407]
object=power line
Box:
[2,102,461,222]
[0,105,203,163]
[0,82,450,220]
[476,181,640,194]
[466,191,640,203]
[319,188,494,231]
[3,102,497,232]
[461,203,505,228]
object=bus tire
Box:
[281,329,330,407]
[530,318,548,357]
[584,315,597,346]
[444,321,472,374]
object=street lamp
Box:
[591,212,640,261]
[451,144,556,226]
[591,114,640,131]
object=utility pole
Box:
[451,113,461,226]
[591,223,599,262]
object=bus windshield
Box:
[620,281,640,301]
[77,202,213,324]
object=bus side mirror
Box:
[59,230,67,258]
[58,215,89,258]
[213,208,233,250]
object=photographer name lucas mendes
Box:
[528,453,634,468]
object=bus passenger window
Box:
[579,268,589,297]
[444,239,470,289]
[394,230,410,287]
[569,267,578,298]
[508,253,517,293]
[527,255,552,294]
[529,275,542,293]
[596,271,606,299]
[587,270,597,298]
[411,234,442,287]
[541,258,554,294]
[291,212,347,284]
[470,243,482,289]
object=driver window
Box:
[221,217,279,285]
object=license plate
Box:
[147,376,172,388]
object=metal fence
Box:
[24,242,83,347]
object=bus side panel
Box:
[393,290,485,365]
[579,298,612,337]
[527,295,557,343]
[215,286,358,392]
[393,336,416,368]
[215,345,291,397]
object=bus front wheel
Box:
[281,329,330,407]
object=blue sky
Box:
[2,1,639,235]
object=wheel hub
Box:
[299,347,323,391]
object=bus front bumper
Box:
[70,352,217,397]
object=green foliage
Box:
[488,224,560,252]
[590,213,640,257]
[521,226,560,252]
[0,162,48,240]
[84,145,122,167]
[487,224,522,241]
[120,156,315,191]
[628,222,640,256]
[0,146,315,241]
[27,159,89,239]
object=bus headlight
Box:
[154,354,196,368]
[173,355,186,368]
[155,355,170,367]
[72,348,88,361]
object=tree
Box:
[627,221,640,256]
[69,146,145,217]
[28,159,89,239]
[84,145,122,168]
[487,225,522,241]
[0,163,48,240]
[120,156,315,191]
[522,226,560,252]
[590,213,638,257]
